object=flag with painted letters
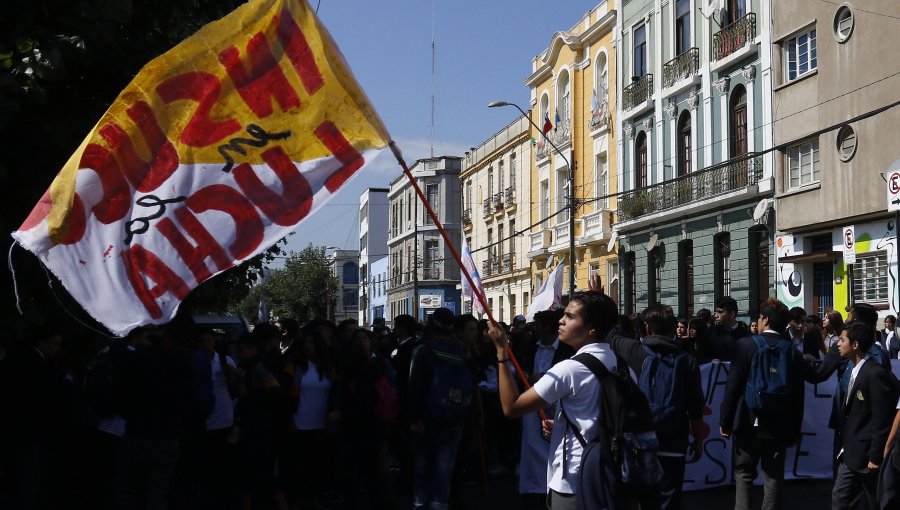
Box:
[11,0,390,335]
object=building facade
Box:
[328,249,360,324]
[614,0,776,322]
[772,1,900,318]
[367,255,389,325]
[358,187,389,326]
[387,156,463,321]
[461,115,532,322]
[526,2,620,308]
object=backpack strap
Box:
[559,352,614,477]
[751,334,767,351]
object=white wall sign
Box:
[842,225,856,265]
[419,294,442,308]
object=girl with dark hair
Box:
[822,309,844,351]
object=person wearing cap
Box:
[696,296,748,363]
[407,308,475,510]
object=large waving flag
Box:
[526,257,565,321]
[11,0,389,335]
[460,237,486,315]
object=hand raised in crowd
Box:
[541,419,554,439]
[588,272,604,293]
[487,320,509,355]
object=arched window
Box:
[595,52,609,105]
[730,85,747,158]
[677,110,692,177]
[556,70,570,125]
[635,132,648,189]
[540,93,550,128]
[343,262,359,285]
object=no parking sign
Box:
[842,225,856,265]
[888,167,900,212]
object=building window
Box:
[343,263,359,285]
[624,252,637,315]
[540,180,550,220]
[675,0,691,55]
[595,154,609,209]
[677,111,692,177]
[714,233,732,299]
[636,132,648,189]
[731,86,747,157]
[648,247,662,305]
[853,252,888,305]
[786,139,820,190]
[508,219,516,255]
[425,240,439,273]
[633,24,647,78]
[785,28,817,82]
[487,167,494,198]
[608,261,620,307]
[465,180,472,211]
[557,71,571,125]
[425,183,438,224]
[726,0,746,25]
[556,168,569,222]
[678,240,695,318]
[509,152,517,190]
[510,294,516,317]
[498,160,505,194]
[836,125,858,162]
[834,5,854,43]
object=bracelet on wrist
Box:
[497,357,512,363]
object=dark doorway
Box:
[812,262,833,318]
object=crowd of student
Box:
[3,289,900,510]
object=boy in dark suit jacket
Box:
[832,323,897,509]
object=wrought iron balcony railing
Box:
[462,208,471,225]
[549,118,572,147]
[500,252,515,273]
[713,13,756,61]
[492,192,503,210]
[617,154,764,221]
[536,139,551,160]
[623,74,653,111]
[662,48,699,88]
[504,187,515,207]
[482,198,491,217]
[481,259,491,277]
[590,100,610,131]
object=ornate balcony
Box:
[713,13,756,62]
[662,48,699,89]
[617,154,764,221]
[549,118,571,147]
[501,253,515,273]
[423,267,441,280]
[492,192,503,211]
[589,101,610,131]
[551,222,571,251]
[482,198,491,218]
[579,209,611,244]
[536,139,551,161]
[481,259,491,277]
[623,74,653,112]
[462,208,471,225]
[504,187,516,208]
[529,229,551,256]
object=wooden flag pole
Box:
[389,142,546,421]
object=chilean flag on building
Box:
[542,113,552,134]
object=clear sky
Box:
[278,0,603,263]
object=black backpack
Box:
[561,353,664,510]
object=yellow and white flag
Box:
[12,0,390,335]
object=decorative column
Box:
[665,100,678,179]
[688,89,700,173]
[741,65,757,153]
[714,76,731,162]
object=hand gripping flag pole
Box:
[389,142,547,422]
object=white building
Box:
[328,249,359,324]
[358,187,389,326]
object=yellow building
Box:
[525,3,619,305]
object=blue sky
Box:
[279,1,601,262]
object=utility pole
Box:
[413,185,420,320]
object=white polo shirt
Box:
[532,342,619,495]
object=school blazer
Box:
[840,360,896,471]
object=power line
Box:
[816,0,900,21]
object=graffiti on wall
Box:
[776,235,804,307]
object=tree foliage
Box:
[235,245,338,324]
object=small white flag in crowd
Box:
[526,257,565,321]
[460,237,486,315]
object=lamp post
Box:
[488,100,577,299]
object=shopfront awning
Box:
[778,251,842,264]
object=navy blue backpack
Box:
[638,345,689,443]
[744,334,793,416]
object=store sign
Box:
[419,294,442,308]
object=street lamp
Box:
[488,100,577,299]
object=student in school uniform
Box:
[832,323,897,509]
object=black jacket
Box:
[840,359,896,471]
[519,338,574,379]
[606,329,705,454]
[697,323,749,363]
[720,331,805,442]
